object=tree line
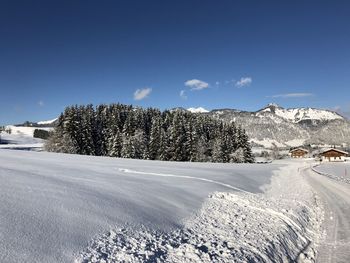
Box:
[45,103,254,163]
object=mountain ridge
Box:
[203,104,349,148]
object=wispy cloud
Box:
[331,105,350,119]
[133,87,152,101]
[332,105,341,112]
[184,79,209,91]
[180,90,187,100]
[235,77,252,88]
[343,111,350,119]
[268,93,313,98]
[38,100,44,107]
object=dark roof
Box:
[290,148,308,153]
[320,148,348,155]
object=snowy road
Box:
[0,150,279,263]
[305,165,350,263]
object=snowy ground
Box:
[80,163,323,263]
[0,130,45,150]
[0,149,324,262]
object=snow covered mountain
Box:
[204,104,350,148]
[187,107,209,113]
[15,118,58,128]
[257,103,343,123]
[37,118,58,125]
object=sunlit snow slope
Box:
[0,150,278,263]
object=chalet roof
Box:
[320,148,348,155]
[290,148,308,153]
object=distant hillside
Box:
[185,104,350,148]
[15,118,58,128]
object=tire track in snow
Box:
[118,168,253,194]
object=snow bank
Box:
[312,163,350,184]
[78,162,323,263]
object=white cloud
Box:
[38,100,44,107]
[333,105,341,112]
[184,79,209,91]
[133,87,152,101]
[331,106,350,119]
[343,111,350,119]
[269,93,313,98]
[180,90,187,100]
[235,77,252,88]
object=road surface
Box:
[305,165,350,263]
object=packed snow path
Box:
[306,165,350,263]
[0,150,278,263]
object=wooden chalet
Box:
[290,148,308,158]
[320,148,348,162]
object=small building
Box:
[320,148,348,162]
[290,148,309,158]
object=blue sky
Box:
[1,0,350,124]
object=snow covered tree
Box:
[80,104,95,155]
[230,147,245,163]
[184,116,198,162]
[45,115,77,153]
[46,103,254,163]
[148,116,162,160]
[107,128,122,157]
[212,138,223,162]
[95,104,109,156]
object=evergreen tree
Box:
[212,138,223,162]
[184,116,198,161]
[46,103,254,163]
[95,104,109,156]
[80,104,95,155]
[149,116,162,160]
[107,128,122,157]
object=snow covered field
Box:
[4,125,52,137]
[0,149,324,262]
[0,128,48,150]
[81,162,323,263]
